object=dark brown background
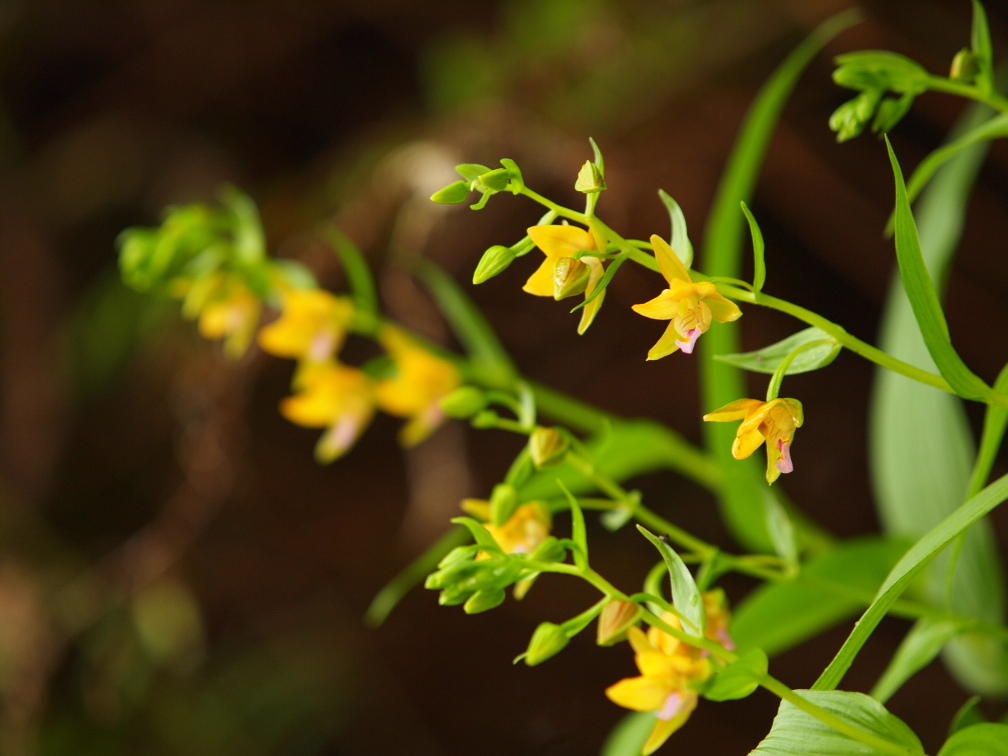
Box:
[0,0,1006,754]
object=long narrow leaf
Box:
[812,472,1008,692]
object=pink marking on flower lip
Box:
[657,691,685,721]
[776,439,793,474]
[326,414,360,455]
[717,627,736,651]
[308,330,336,362]
[675,328,701,354]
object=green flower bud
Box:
[440,386,487,418]
[477,168,510,192]
[950,48,980,81]
[473,245,518,284]
[471,410,499,428]
[455,163,492,182]
[553,257,590,300]
[529,536,566,563]
[596,599,641,646]
[490,483,518,526]
[574,160,607,193]
[525,622,570,666]
[528,426,569,468]
[464,588,506,614]
[430,180,470,204]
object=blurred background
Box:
[0,0,1007,753]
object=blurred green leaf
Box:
[871,618,960,704]
[704,648,767,701]
[971,0,995,88]
[732,536,907,657]
[699,9,861,553]
[559,482,589,571]
[740,201,765,293]
[939,723,1008,756]
[600,711,655,756]
[752,690,922,756]
[638,525,705,637]
[949,696,986,736]
[657,190,692,267]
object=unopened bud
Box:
[473,245,517,284]
[430,180,470,204]
[440,386,486,418]
[529,536,566,563]
[464,588,506,614]
[596,600,641,646]
[471,410,499,428]
[477,168,510,192]
[525,622,570,666]
[490,483,518,526]
[553,257,590,300]
[528,427,569,468]
[575,160,606,193]
[950,48,980,81]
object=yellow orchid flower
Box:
[462,499,552,556]
[631,235,741,359]
[703,397,804,484]
[605,614,712,755]
[192,277,262,359]
[525,223,608,334]
[258,289,354,363]
[373,327,461,447]
[279,362,374,463]
[462,499,551,600]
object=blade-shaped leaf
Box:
[657,190,693,267]
[704,648,767,701]
[600,712,655,756]
[715,327,840,375]
[699,9,862,553]
[638,525,705,637]
[813,472,1008,692]
[740,201,766,293]
[871,618,960,704]
[751,690,922,756]
[938,723,1008,756]
[559,481,589,571]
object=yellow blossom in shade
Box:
[605,615,711,755]
[631,234,741,359]
[195,281,261,359]
[525,223,608,334]
[703,397,804,484]
[279,362,374,463]
[258,289,354,363]
[373,327,461,447]
[462,499,551,600]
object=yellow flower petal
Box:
[702,398,763,422]
[522,258,556,297]
[650,234,691,285]
[642,693,697,755]
[627,626,656,655]
[705,290,743,323]
[635,650,680,679]
[527,224,595,258]
[605,676,670,713]
[732,427,765,460]
[632,291,677,320]
[577,257,606,335]
[646,322,684,361]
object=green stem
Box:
[927,75,1008,113]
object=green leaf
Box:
[832,51,931,93]
[872,104,1007,696]
[699,9,862,553]
[751,690,922,756]
[455,163,491,181]
[885,136,990,401]
[223,186,266,265]
[971,0,994,88]
[500,158,524,194]
[939,723,1008,756]
[412,258,517,387]
[558,481,588,571]
[871,618,960,704]
[813,472,1008,692]
[732,536,907,657]
[715,327,840,375]
[570,252,627,312]
[589,136,605,178]
[740,201,765,293]
[763,489,798,566]
[637,525,705,637]
[319,225,378,319]
[657,190,693,267]
[949,696,985,736]
[600,712,654,756]
[704,648,767,702]
[890,113,1008,232]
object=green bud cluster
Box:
[829,51,929,142]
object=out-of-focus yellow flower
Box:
[258,289,354,363]
[605,615,711,755]
[374,327,461,447]
[180,273,261,359]
[524,224,608,334]
[702,589,735,653]
[703,397,803,484]
[463,499,551,600]
[632,235,741,359]
[280,362,374,463]
[463,500,552,556]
